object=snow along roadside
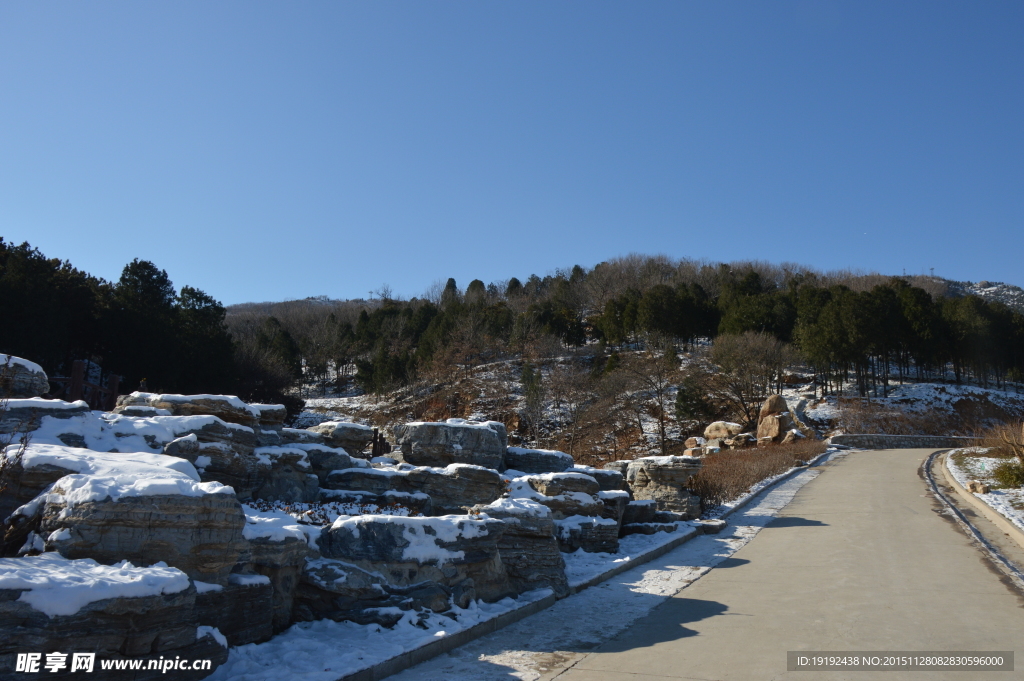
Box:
[385,451,846,681]
[210,448,843,681]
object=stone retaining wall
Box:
[828,434,981,449]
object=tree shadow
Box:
[765,516,829,528]
[597,597,731,653]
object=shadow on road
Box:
[766,516,828,528]
[598,597,730,653]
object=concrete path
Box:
[553,449,1024,680]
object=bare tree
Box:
[708,331,798,425]
[619,348,681,456]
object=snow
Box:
[5,443,232,509]
[241,504,317,545]
[0,553,189,617]
[4,398,86,411]
[210,456,833,681]
[229,574,271,586]
[129,392,260,418]
[253,446,311,468]
[207,589,554,681]
[597,490,630,500]
[553,515,618,541]
[317,420,372,432]
[477,498,551,518]
[329,515,493,564]
[946,449,1024,534]
[194,580,224,594]
[198,626,229,648]
[0,354,45,375]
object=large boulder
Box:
[509,474,604,520]
[324,464,504,514]
[472,498,569,598]
[116,392,261,429]
[317,514,512,603]
[0,554,228,679]
[0,355,49,398]
[624,456,702,519]
[504,447,573,475]
[391,420,505,470]
[758,394,789,419]
[305,421,374,457]
[40,492,248,584]
[756,412,795,443]
[251,404,287,430]
[704,421,744,440]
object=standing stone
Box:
[624,456,702,519]
[391,420,505,470]
[0,355,49,398]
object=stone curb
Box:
[938,451,1024,555]
[340,451,832,681]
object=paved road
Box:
[552,449,1024,681]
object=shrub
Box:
[686,438,826,514]
[992,460,1024,489]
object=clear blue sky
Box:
[2,2,1022,305]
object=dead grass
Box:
[686,439,827,515]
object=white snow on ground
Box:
[207,590,555,681]
[803,382,1024,428]
[946,449,1024,534]
[209,451,845,681]
[0,553,190,617]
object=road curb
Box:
[937,451,1024,554]
[340,452,833,681]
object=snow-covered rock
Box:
[504,446,573,474]
[392,420,506,470]
[0,354,49,398]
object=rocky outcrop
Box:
[305,421,374,457]
[511,473,605,520]
[323,464,504,514]
[242,535,314,632]
[554,516,620,553]
[294,443,370,483]
[392,420,505,470]
[624,456,702,519]
[195,580,274,646]
[316,514,512,604]
[472,499,569,597]
[0,555,228,680]
[571,465,628,492]
[0,398,88,435]
[0,355,49,398]
[116,392,261,429]
[704,421,744,440]
[756,412,795,443]
[759,394,789,420]
[252,404,287,430]
[40,492,248,584]
[504,447,573,474]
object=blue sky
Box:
[2,2,1022,305]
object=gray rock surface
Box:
[306,421,374,457]
[323,464,504,514]
[317,514,512,603]
[0,356,49,398]
[555,517,620,553]
[625,456,702,519]
[622,500,657,525]
[241,535,315,632]
[116,392,261,429]
[40,492,247,583]
[0,399,88,435]
[472,500,569,598]
[195,580,274,646]
[392,421,505,470]
[504,447,573,474]
[756,412,795,443]
[0,583,228,680]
